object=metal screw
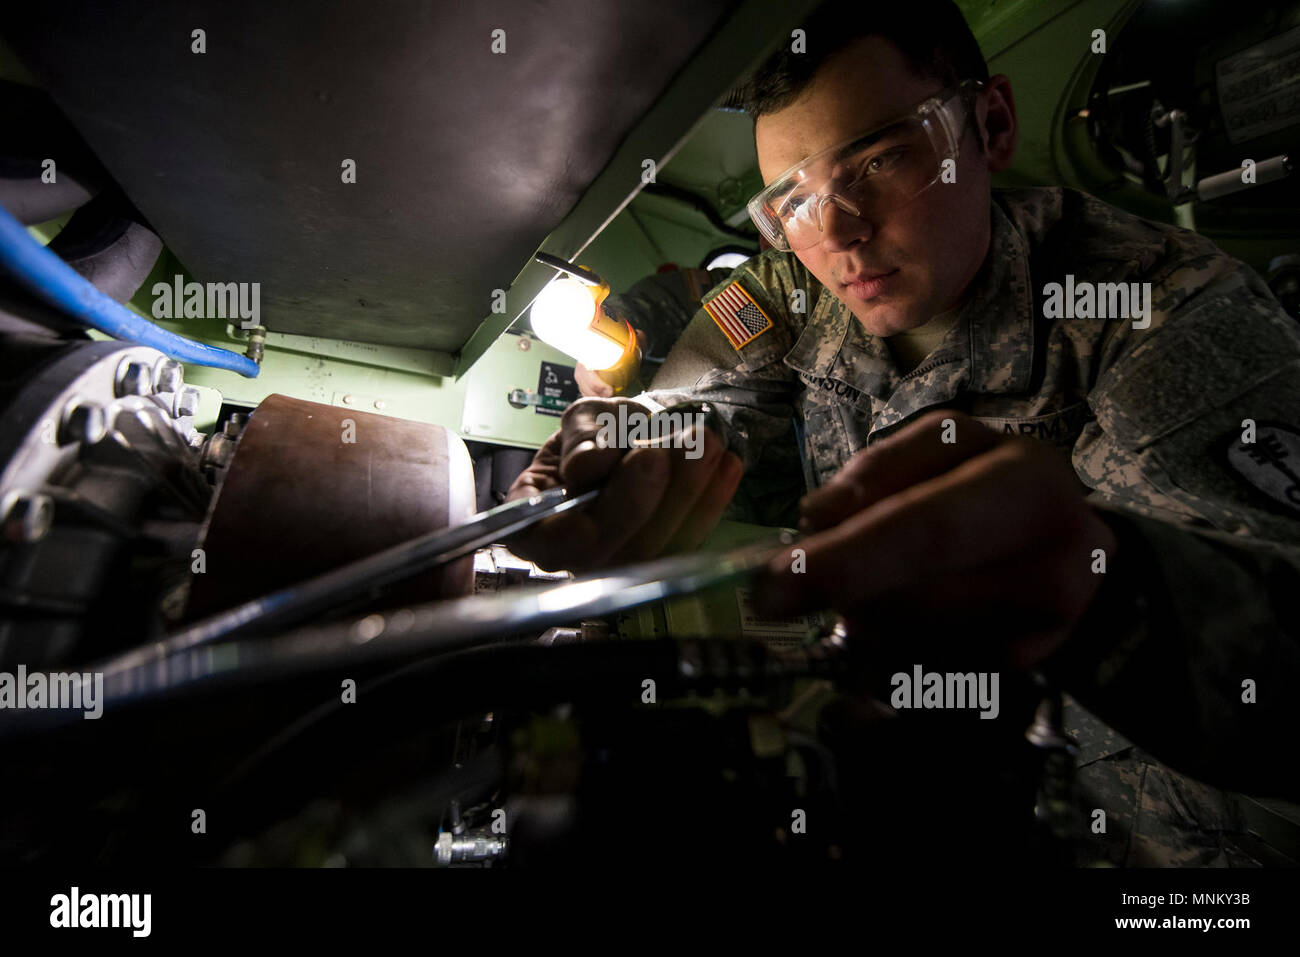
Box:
[174,387,201,418]
[3,493,54,543]
[342,394,356,405]
[245,326,267,364]
[58,401,107,446]
[373,399,386,410]
[116,359,153,397]
[223,413,248,438]
[154,359,183,394]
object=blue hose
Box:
[0,204,260,378]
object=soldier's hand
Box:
[573,361,615,398]
[505,397,744,573]
[758,410,1117,669]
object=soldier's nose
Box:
[819,200,873,251]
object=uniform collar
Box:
[782,196,1036,402]
[964,195,1036,394]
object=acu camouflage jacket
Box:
[633,186,1300,865]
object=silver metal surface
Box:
[58,401,107,446]
[105,485,602,664]
[433,829,508,866]
[91,531,792,707]
[154,358,183,395]
[114,358,152,397]
[0,339,207,663]
[0,343,180,505]
[174,387,201,418]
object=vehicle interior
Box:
[1,0,1296,868]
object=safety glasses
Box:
[747,80,985,251]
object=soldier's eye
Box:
[856,148,908,177]
[779,189,813,216]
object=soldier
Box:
[507,1,1300,864]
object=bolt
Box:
[245,326,266,364]
[114,358,152,395]
[58,401,107,446]
[3,493,54,543]
[373,399,386,410]
[174,387,201,418]
[223,413,247,438]
[518,335,532,351]
[154,359,183,394]
[116,358,153,397]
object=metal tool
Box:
[86,530,794,710]
[102,486,599,670]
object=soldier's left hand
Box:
[757,410,1117,668]
[575,329,649,398]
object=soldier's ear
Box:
[979,74,1018,173]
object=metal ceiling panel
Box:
[5,0,735,352]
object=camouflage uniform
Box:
[628,186,1300,866]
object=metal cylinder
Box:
[185,394,476,619]
[1197,154,1291,202]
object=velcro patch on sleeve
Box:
[703,280,773,350]
[1224,422,1300,516]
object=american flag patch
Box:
[703,281,773,349]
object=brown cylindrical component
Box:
[185,393,476,620]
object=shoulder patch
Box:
[1223,423,1300,516]
[703,280,773,350]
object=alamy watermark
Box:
[890,665,1000,719]
[50,887,150,937]
[594,405,707,459]
[0,665,103,719]
[152,275,261,329]
[1042,275,1151,329]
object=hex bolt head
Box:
[223,412,248,438]
[116,359,153,397]
[155,359,184,394]
[3,493,54,543]
[175,387,201,418]
[58,402,107,446]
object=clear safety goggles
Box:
[747,80,985,251]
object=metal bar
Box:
[93,486,600,671]
[89,531,794,710]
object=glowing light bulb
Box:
[529,276,625,370]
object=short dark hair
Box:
[726,0,989,117]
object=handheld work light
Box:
[530,252,641,392]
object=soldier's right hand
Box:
[504,397,743,573]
